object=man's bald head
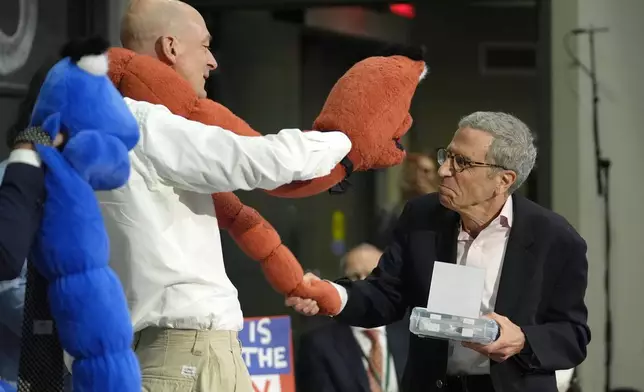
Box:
[121,0,194,53]
[341,243,383,281]
[120,0,217,98]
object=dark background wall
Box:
[0,0,109,157]
[0,0,67,156]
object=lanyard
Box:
[359,339,392,391]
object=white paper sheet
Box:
[426,261,485,318]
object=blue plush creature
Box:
[27,37,141,391]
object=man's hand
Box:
[53,133,65,147]
[284,272,321,316]
[461,312,526,363]
[12,143,35,151]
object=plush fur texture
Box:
[0,380,15,392]
[107,48,425,315]
[29,38,141,391]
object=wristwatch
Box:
[12,126,52,147]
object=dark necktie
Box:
[17,262,65,391]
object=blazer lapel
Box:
[494,195,536,318]
[415,208,460,302]
[334,326,371,392]
[386,323,408,383]
[435,215,459,265]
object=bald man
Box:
[120,0,216,98]
[341,244,384,281]
[87,1,353,391]
[296,244,409,392]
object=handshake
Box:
[284,272,337,317]
[287,272,528,364]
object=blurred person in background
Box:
[373,152,439,249]
[296,243,409,392]
[401,152,440,200]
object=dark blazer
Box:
[0,161,45,280]
[296,316,409,392]
[333,193,591,392]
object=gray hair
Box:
[458,111,537,194]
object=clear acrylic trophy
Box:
[409,307,500,345]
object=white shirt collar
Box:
[458,195,513,240]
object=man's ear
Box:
[156,36,178,65]
[499,170,517,194]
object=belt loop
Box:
[235,331,242,349]
[192,331,206,356]
[132,330,141,351]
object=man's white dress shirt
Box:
[446,197,512,375]
[351,326,399,392]
[333,197,513,376]
[99,97,352,333]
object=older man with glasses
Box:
[287,111,591,392]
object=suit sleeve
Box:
[0,159,45,280]
[515,233,591,372]
[332,202,412,328]
[295,333,337,392]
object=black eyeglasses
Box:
[436,148,507,173]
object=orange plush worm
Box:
[108,48,426,315]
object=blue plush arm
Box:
[33,144,140,391]
[63,130,131,191]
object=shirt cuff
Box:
[295,130,352,181]
[328,281,348,314]
[8,149,42,168]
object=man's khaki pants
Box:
[133,327,253,392]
